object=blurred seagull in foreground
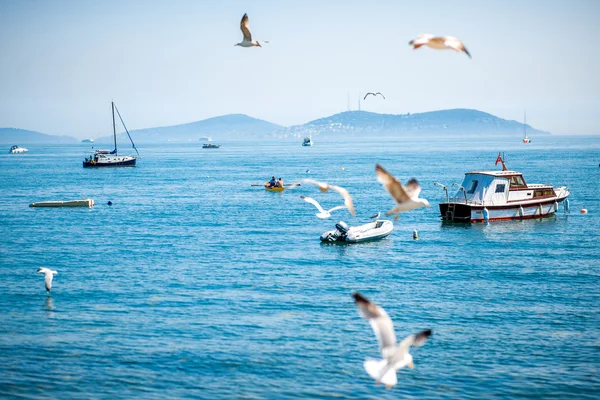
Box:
[235,13,268,48]
[37,267,58,293]
[375,164,430,220]
[300,196,347,219]
[288,179,355,216]
[364,92,386,100]
[409,34,471,58]
[353,292,432,389]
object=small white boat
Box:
[302,135,313,146]
[9,145,28,154]
[29,199,94,208]
[320,220,394,243]
[522,111,531,143]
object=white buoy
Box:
[483,207,489,222]
[564,199,570,213]
[538,204,543,215]
[554,201,559,212]
[413,229,418,240]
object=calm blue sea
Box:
[1,135,599,399]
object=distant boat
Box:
[523,111,531,143]
[302,135,313,146]
[81,138,94,143]
[9,145,28,154]
[202,143,221,149]
[83,102,139,168]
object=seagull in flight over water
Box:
[37,267,58,293]
[375,164,430,220]
[353,292,432,389]
[370,212,381,219]
[364,92,386,100]
[288,179,355,216]
[235,13,268,48]
[300,196,347,219]
[409,34,471,58]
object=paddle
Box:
[250,184,299,187]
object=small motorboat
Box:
[320,220,394,243]
[29,199,94,208]
[9,145,28,154]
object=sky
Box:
[0,0,599,138]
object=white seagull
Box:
[376,164,430,220]
[300,195,347,219]
[235,13,268,48]
[353,292,432,388]
[370,211,381,219]
[37,267,58,293]
[409,34,471,58]
[288,179,355,216]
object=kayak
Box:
[320,220,393,243]
[265,186,284,192]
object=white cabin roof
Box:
[466,170,522,177]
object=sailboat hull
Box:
[83,156,136,167]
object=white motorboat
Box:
[320,220,394,243]
[302,135,313,146]
[9,145,28,154]
[437,154,570,222]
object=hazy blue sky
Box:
[0,0,598,138]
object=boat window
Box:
[495,184,506,193]
[467,180,478,194]
[509,175,525,186]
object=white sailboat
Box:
[522,111,531,143]
[83,102,138,167]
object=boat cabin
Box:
[454,170,556,205]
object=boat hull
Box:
[83,158,136,167]
[440,197,568,222]
[265,186,284,192]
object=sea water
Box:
[0,135,599,399]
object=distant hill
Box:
[0,128,77,144]
[95,114,282,143]
[276,109,550,138]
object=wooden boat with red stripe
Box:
[438,154,570,222]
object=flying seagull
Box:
[370,211,381,219]
[353,292,432,388]
[235,13,268,48]
[300,196,347,219]
[364,92,386,100]
[409,34,471,58]
[288,179,355,216]
[375,164,430,220]
[37,267,58,293]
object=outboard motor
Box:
[335,221,349,233]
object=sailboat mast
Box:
[112,101,117,154]
[524,110,526,139]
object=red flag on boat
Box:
[495,154,503,165]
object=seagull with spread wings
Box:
[409,34,471,58]
[37,267,58,293]
[235,13,268,48]
[376,164,430,220]
[288,179,355,216]
[300,196,347,219]
[353,292,432,388]
[364,92,386,100]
